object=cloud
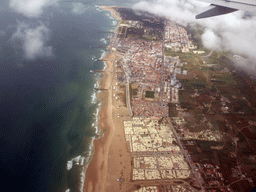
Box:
[202,29,221,51]
[11,22,53,60]
[133,0,256,61]
[9,0,58,18]
[133,0,207,25]
[72,2,87,14]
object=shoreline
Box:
[83,6,122,192]
[100,6,122,21]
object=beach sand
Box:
[83,6,133,192]
[100,6,122,21]
[83,52,115,192]
[83,7,133,192]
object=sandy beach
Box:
[100,6,122,21]
[83,52,115,192]
[83,6,129,192]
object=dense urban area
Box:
[89,7,256,192]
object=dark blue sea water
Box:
[0,1,140,191]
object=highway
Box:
[159,20,205,191]
[161,106,205,191]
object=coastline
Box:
[81,5,255,192]
[83,6,121,192]
[100,6,122,21]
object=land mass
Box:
[83,6,256,192]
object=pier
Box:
[90,70,112,73]
[94,88,109,90]
[98,31,114,34]
[93,46,107,48]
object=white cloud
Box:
[9,0,58,18]
[202,29,221,51]
[133,0,256,61]
[11,22,53,60]
[72,2,87,15]
[133,0,207,25]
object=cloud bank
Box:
[133,0,256,61]
[133,0,207,24]
[11,22,53,60]
[9,0,58,18]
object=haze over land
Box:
[133,0,256,68]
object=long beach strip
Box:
[83,6,122,192]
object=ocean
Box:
[0,1,138,191]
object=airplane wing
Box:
[196,0,256,19]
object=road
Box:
[160,20,205,191]
[159,21,166,103]
[117,19,205,191]
[126,77,133,116]
[200,50,213,58]
[164,112,205,191]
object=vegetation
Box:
[132,88,138,96]
[165,49,203,69]
[168,103,178,117]
[145,91,155,98]
[185,23,208,52]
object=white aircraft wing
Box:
[196,0,256,19]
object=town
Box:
[103,7,256,192]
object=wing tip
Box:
[196,4,238,19]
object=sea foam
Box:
[91,90,97,104]
[91,55,97,61]
[100,38,107,44]
[67,5,115,191]
[63,4,117,192]
[112,20,118,26]
[99,49,107,60]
